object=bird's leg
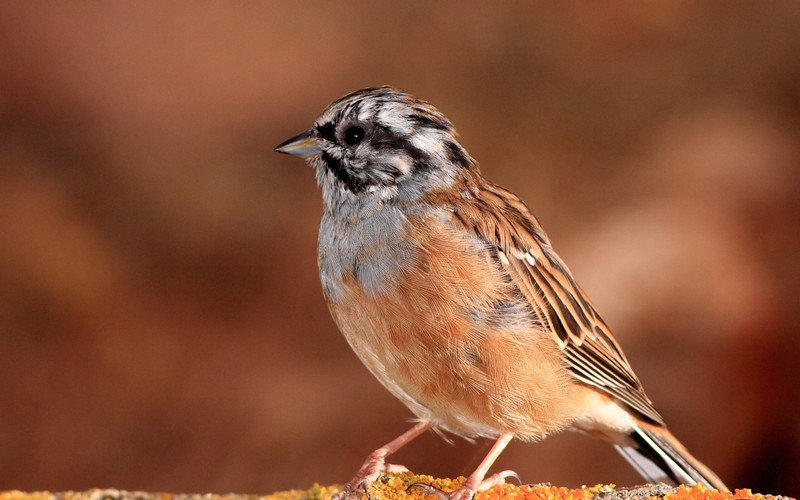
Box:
[452,432,516,499]
[332,420,432,500]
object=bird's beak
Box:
[274,129,323,157]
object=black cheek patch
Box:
[321,151,365,193]
[372,125,432,174]
[407,144,433,175]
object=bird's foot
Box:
[331,447,410,500]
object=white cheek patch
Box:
[392,156,413,175]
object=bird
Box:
[274,86,728,499]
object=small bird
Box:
[275,86,728,499]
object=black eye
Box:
[343,125,365,146]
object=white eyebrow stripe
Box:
[357,100,377,121]
[377,103,413,134]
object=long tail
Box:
[614,423,729,491]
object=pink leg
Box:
[332,421,432,500]
[450,432,516,500]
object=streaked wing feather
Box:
[447,181,664,425]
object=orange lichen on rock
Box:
[0,476,793,500]
[361,472,623,500]
[663,484,786,500]
[353,472,791,500]
[470,482,603,500]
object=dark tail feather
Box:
[614,423,729,491]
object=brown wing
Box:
[441,179,664,425]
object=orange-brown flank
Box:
[328,210,583,441]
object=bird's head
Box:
[275,86,475,204]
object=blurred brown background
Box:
[1,1,798,497]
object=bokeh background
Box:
[1,1,799,497]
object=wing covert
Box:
[444,181,664,425]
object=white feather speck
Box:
[498,250,510,266]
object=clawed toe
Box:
[331,482,366,500]
[482,469,522,487]
[407,482,450,499]
[333,464,414,499]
